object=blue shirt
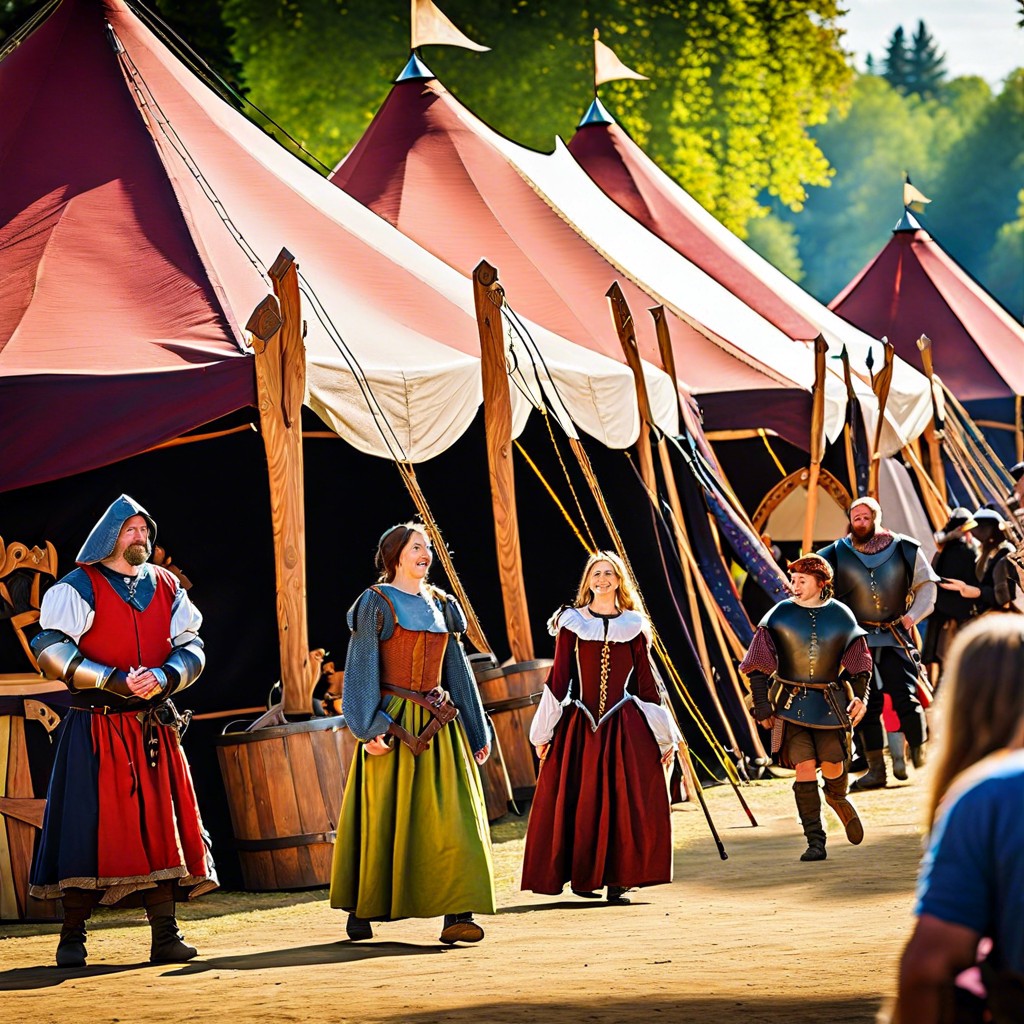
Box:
[915,749,1024,974]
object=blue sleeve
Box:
[439,596,491,754]
[915,788,993,936]
[340,590,395,742]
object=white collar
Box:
[547,605,650,643]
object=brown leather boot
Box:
[849,749,887,791]
[147,902,198,963]
[822,770,865,845]
[793,781,827,862]
[56,888,97,967]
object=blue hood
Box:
[75,494,157,565]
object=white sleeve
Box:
[37,582,94,643]
[529,685,566,746]
[169,586,203,645]
[631,696,683,755]
[908,547,940,623]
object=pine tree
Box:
[882,25,910,92]
[907,20,946,97]
[864,53,876,75]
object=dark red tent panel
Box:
[830,215,1024,403]
[0,0,255,493]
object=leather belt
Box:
[380,683,459,756]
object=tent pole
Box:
[607,285,763,814]
[473,261,534,662]
[867,341,895,499]
[248,249,312,718]
[915,336,949,508]
[1017,395,1023,464]
[802,336,827,554]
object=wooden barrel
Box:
[0,699,63,922]
[475,660,551,798]
[216,715,358,891]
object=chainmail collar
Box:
[849,529,895,555]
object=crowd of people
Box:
[20,491,1023,1020]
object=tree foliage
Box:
[223,0,853,235]
[881,21,947,97]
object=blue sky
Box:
[839,0,1022,87]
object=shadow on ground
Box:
[371,995,878,1024]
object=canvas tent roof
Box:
[566,107,936,457]
[830,212,1024,404]
[331,66,838,450]
[0,0,675,495]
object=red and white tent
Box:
[564,100,935,456]
[1,0,679,495]
[330,61,835,450]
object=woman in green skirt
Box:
[330,522,495,943]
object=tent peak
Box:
[893,208,924,233]
[577,97,615,128]
[395,52,435,82]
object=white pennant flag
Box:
[411,0,489,52]
[594,29,648,87]
[903,177,932,208]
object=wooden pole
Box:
[247,249,312,718]
[1017,395,1023,464]
[916,336,948,507]
[473,260,534,662]
[867,340,895,499]
[609,289,764,768]
[606,284,657,494]
[838,345,860,498]
[802,335,828,554]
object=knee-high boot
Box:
[822,770,865,845]
[56,888,98,967]
[145,882,198,963]
[850,749,888,791]
[793,781,827,862]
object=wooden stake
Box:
[248,250,312,718]
[474,261,533,662]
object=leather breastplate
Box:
[378,622,447,693]
[828,538,914,624]
[761,599,864,683]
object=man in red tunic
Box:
[29,495,215,967]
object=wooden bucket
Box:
[476,718,517,822]
[0,695,63,921]
[216,715,358,891]
[475,660,551,798]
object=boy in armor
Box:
[741,555,872,861]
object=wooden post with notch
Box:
[246,249,312,717]
[473,260,533,662]
[802,335,828,554]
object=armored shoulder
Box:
[816,541,839,570]
[824,599,867,640]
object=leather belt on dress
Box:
[379,683,459,756]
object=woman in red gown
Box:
[521,551,679,902]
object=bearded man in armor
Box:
[818,496,939,791]
[28,496,215,967]
[741,555,872,862]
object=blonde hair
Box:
[925,615,1024,828]
[572,550,641,612]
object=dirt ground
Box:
[0,767,927,1024]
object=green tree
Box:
[985,188,1024,318]
[745,215,804,284]
[224,0,854,236]
[781,74,940,301]
[882,25,910,92]
[929,70,1024,280]
[907,20,946,97]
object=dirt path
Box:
[0,771,927,1023]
